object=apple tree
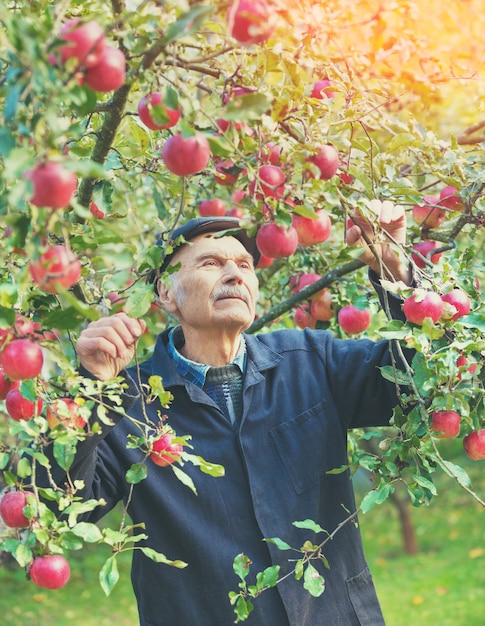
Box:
[0,0,484,616]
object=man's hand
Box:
[345,199,411,284]
[76,313,147,381]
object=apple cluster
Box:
[402,287,471,325]
[53,18,126,93]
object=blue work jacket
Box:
[67,322,410,626]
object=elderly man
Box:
[66,205,411,626]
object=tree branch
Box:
[247,257,365,333]
[77,83,132,207]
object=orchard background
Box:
[0,0,484,622]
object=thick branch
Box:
[77,83,132,207]
[247,258,365,334]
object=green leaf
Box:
[71,522,103,543]
[378,365,413,385]
[388,133,419,152]
[222,93,273,122]
[99,555,119,596]
[460,312,485,331]
[292,519,327,534]
[233,553,252,581]
[183,453,225,477]
[138,547,187,568]
[59,531,84,551]
[206,133,234,158]
[0,127,15,156]
[326,464,350,475]
[148,375,174,408]
[360,482,395,513]
[0,452,10,469]
[294,558,304,580]
[53,439,76,471]
[303,562,326,597]
[440,460,472,488]
[163,4,215,44]
[264,537,293,551]
[171,464,197,494]
[255,565,280,591]
[412,474,437,495]
[4,83,22,122]
[126,463,148,484]
[16,456,31,478]
[123,283,155,319]
[64,499,105,527]
[14,542,33,568]
[234,596,254,623]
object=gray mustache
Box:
[211,287,249,304]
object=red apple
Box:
[59,19,105,69]
[13,314,41,339]
[0,338,44,380]
[198,198,226,217]
[46,398,87,429]
[456,354,477,380]
[30,245,81,294]
[226,207,245,219]
[337,304,371,334]
[463,430,485,461]
[150,433,183,467]
[30,555,71,590]
[226,0,274,46]
[292,209,332,246]
[310,78,334,99]
[441,288,471,321]
[310,289,334,321]
[0,490,31,528]
[306,145,339,180]
[214,160,240,186]
[412,194,446,228]
[89,201,106,218]
[28,161,77,210]
[83,45,126,92]
[6,388,43,421]
[291,273,325,299]
[294,305,316,330]
[256,222,298,258]
[137,91,181,130]
[259,142,282,165]
[403,291,443,325]
[411,241,443,269]
[161,132,210,177]
[249,165,285,199]
[256,254,273,269]
[231,189,246,204]
[430,410,460,438]
[0,367,19,400]
[438,185,464,211]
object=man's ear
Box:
[157,277,178,314]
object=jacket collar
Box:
[148,328,282,389]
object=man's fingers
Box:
[78,314,145,358]
[345,223,363,247]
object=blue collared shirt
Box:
[166,327,246,388]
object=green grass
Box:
[359,441,485,626]
[0,512,138,626]
[0,441,483,625]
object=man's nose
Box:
[223,260,244,283]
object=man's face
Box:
[159,233,259,334]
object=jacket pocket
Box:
[269,399,345,495]
[346,566,386,626]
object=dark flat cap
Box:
[159,216,260,272]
